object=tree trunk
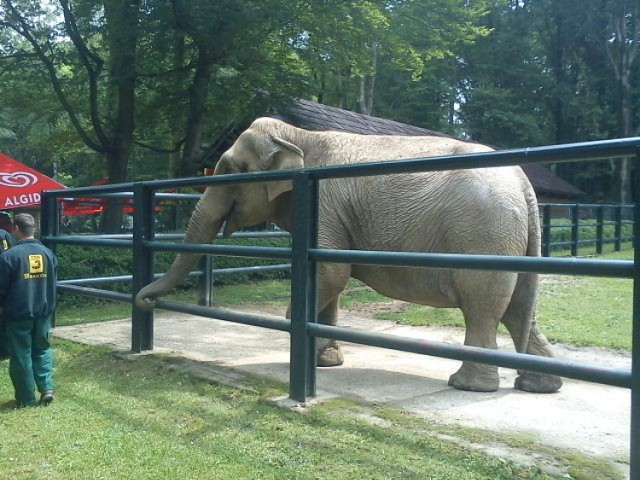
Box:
[358,76,366,114]
[100,150,127,233]
[101,0,141,232]
[604,0,638,203]
[179,46,215,178]
[357,41,378,116]
[169,33,186,179]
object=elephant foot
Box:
[515,371,562,393]
[317,344,344,367]
[448,363,499,392]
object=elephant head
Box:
[135,118,304,310]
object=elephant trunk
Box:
[134,187,231,311]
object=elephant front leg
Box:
[316,295,344,367]
[312,262,350,367]
[448,308,501,392]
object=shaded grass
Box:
[0,340,589,480]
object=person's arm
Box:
[0,257,10,306]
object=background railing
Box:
[540,203,634,256]
[41,137,640,479]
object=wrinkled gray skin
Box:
[136,117,562,393]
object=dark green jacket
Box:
[0,238,58,321]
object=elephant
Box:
[136,117,563,394]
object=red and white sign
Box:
[0,152,65,209]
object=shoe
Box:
[40,390,54,405]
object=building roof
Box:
[279,99,584,198]
[283,99,445,136]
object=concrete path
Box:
[53,307,632,475]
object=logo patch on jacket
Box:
[23,254,47,279]
[29,254,44,273]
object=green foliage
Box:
[212,236,292,285]
[547,218,634,252]
[457,3,553,147]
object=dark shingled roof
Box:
[283,99,446,136]
[280,99,584,198]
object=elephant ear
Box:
[263,136,304,202]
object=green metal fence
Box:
[41,137,640,479]
[540,202,634,256]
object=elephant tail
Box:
[524,180,542,259]
[500,179,541,353]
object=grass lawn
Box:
[0,340,619,480]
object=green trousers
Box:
[4,316,54,406]
[0,315,8,360]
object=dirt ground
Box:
[54,302,632,478]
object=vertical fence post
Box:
[631,149,640,480]
[615,205,623,252]
[41,191,60,327]
[570,204,579,256]
[131,183,155,352]
[289,172,319,402]
[596,206,604,255]
[541,204,551,257]
[198,256,214,307]
[40,191,60,240]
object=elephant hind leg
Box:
[511,321,563,393]
[500,273,563,393]
[448,296,503,392]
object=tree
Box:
[598,0,639,203]
[166,0,310,177]
[292,0,491,129]
[537,0,639,202]
[456,3,551,146]
[457,0,639,202]
[1,0,140,230]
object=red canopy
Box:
[0,152,65,210]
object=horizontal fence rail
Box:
[308,323,632,389]
[42,136,640,478]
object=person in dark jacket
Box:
[0,212,11,361]
[0,211,12,253]
[0,213,58,407]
